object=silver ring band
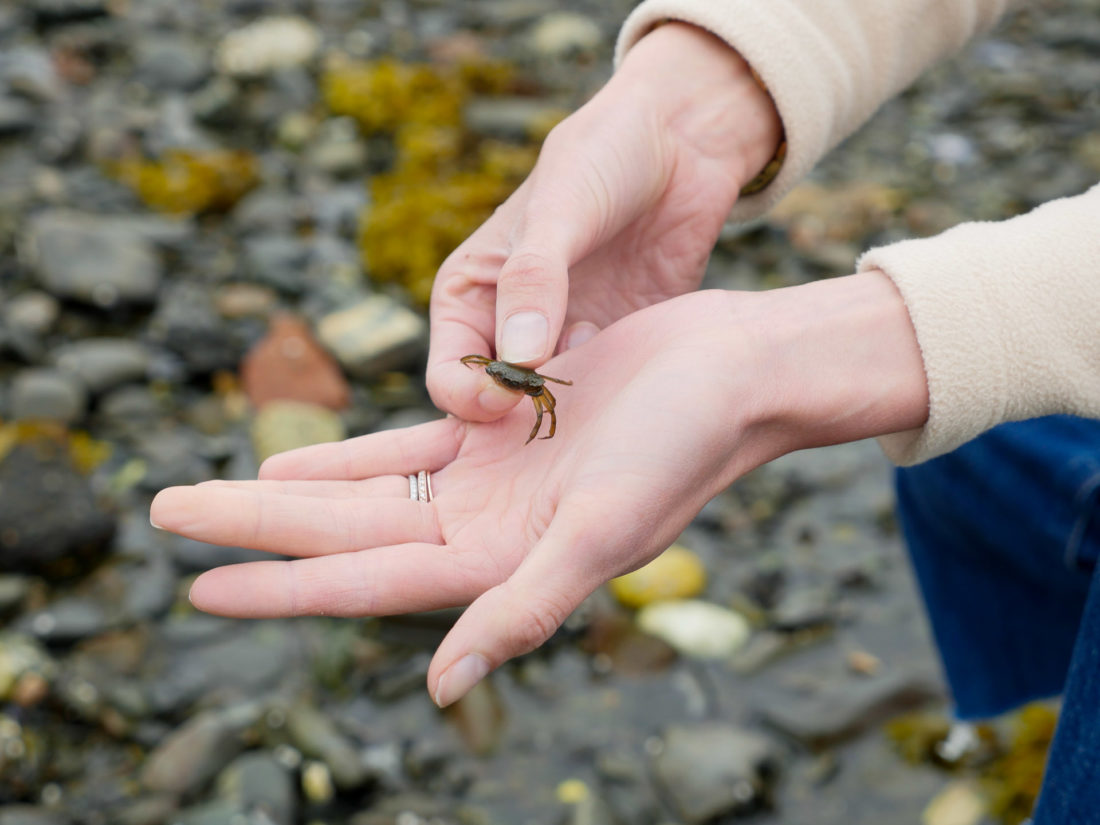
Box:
[409,471,433,502]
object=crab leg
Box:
[526,395,546,444]
[541,388,558,439]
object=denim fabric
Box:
[895,415,1100,824]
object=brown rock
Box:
[240,314,350,410]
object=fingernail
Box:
[150,514,163,530]
[434,653,491,707]
[500,312,547,364]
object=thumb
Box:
[494,139,629,365]
[428,518,606,707]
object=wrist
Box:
[614,22,783,194]
[741,271,930,455]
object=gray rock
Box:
[654,724,781,823]
[0,806,71,825]
[11,368,87,423]
[316,294,427,378]
[464,97,563,140]
[120,554,177,622]
[304,117,367,177]
[190,77,243,127]
[53,338,151,393]
[148,282,243,374]
[16,596,113,643]
[142,709,251,796]
[233,187,304,235]
[308,184,367,238]
[0,97,36,135]
[135,37,210,92]
[0,575,31,615]
[755,669,943,749]
[98,385,163,429]
[217,752,297,825]
[166,799,243,825]
[528,11,603,58]
[25,211,162,307]
[0,443,115,574]
[135,429,213,490]
[242,233,312,293]
[5,291,59,337]
[0,48,64,103]
[286,702,369,790]
[147,621,297,713]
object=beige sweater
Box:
[616,0,1100,464]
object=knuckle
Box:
[508,590,573,654]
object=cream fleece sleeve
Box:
[858,184,1100,464]
[615,0,1013,222]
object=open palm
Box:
[151,291,767,706]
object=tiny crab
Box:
[461,354,573,444]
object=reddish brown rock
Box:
[240,314,350,410]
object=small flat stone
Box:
[756,669,943,750]
[216,16,321,78]
[528,12,603,58]
[636,599,751,659]
[286,702,369,789]
[0,97,36,135]
[142,709,250,795]
[241,315,350,410]
[0,442,115,574]
[609,545,706,609]
[251,400,345,463]
[25,211,162,307]
[316,294,427,378]
[11,368,87,423]
[217,753,297,825]
[53,338,151,393]
[654,724,780,824]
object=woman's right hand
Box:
[427,22,783,421]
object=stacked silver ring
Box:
[408,470,433,502]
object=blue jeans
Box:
[896,415,1100,824]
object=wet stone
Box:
[528,12,603,58]
[316,295,427,379]
[217,752,297,825]
[148,283,243,374]
[16,596,113,643]
[232,188,304,236]
[0,443,115,574]
[240,314,350,411]
[0,97,36,135]
[756,669,943,750]
[0,575,32,615]
[250,400,345,463]
[52,338,151,393]
[26,211,162,307]
[134,36,210,92]
[286,701,369,790]
[142,708,252,796]
[0,807,71,825]
[11,368,87,423]
[0,47,63,103]
[654,724,781,824]
[242,233,312,294]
